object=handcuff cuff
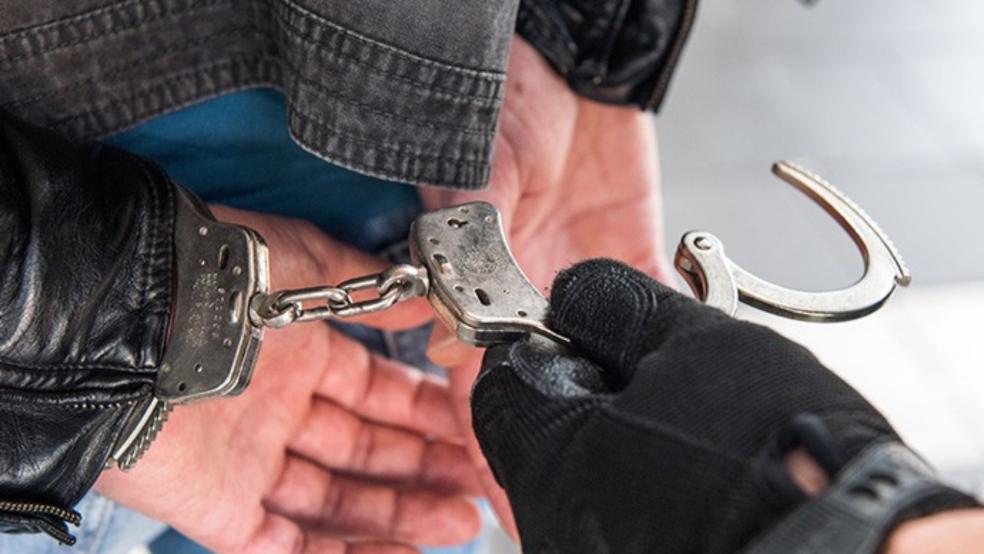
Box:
[109,161,911,469]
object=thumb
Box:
[471,340,609,491]
[548,258,730,387]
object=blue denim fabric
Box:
[0,89,496,554]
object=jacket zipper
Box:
[0,500,81,525]
[646,0,699,110]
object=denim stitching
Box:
[276,21,500,105]
[134,159,175,367]
[273,3,502,103]
[47,55,492,164]
[2,25,264,110]
[0,0,234,68]
[288,123,487,189]
[282,59,496,135]
[91,78,283,140]
[48,57,276,131]
[289,109,489,166]
[276,0,505,80]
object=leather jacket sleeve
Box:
[0,110,175,544]
[516,0,698,111]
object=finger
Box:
[212,205,432,330]
[289,397,481,494]
[320,332,460,440]
[444,351,519,538]
[548,258,721,384]
[424,323,478,368]
[243,513,421,554]
[265,456,481,546]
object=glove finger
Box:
[548,258,728,387]
[471,341,609,489]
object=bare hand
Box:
[97,208,482,553]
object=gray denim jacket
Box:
[0,0,694,190]
[0,0,516,189]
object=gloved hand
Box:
[471,259,974,553]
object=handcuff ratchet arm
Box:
[675,161,911,322]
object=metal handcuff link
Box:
[109,161,910,469]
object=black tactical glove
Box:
[471,259,977,553]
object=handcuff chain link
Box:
[249,264,429,329]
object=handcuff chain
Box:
[249,264,429,329]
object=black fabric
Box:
[0,110,175,543]
[472,259,940,553]
[516,0,697,111]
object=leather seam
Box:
[517,1,577,72]
[0,359,158,371]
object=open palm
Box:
[96,207,482,553]
[421,39,674,535]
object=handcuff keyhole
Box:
[228,291,243,324]
[218,244,230,269]
[475,288,491,306]
[432,253,452,275]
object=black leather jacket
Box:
[0,0,696,544]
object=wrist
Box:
[884,509,984,554]
[786,448,984,553]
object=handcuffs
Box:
[109,161,911,469]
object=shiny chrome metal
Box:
[109,396,172,470]
[409,202,570,347]
[249,264,429,328]
[675,161,911,321]
[107,189,271,471]
[156,188,269,403]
